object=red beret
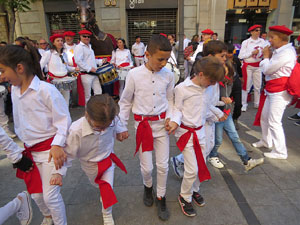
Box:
[159,33,167,38]
[63,31,76,37]
[269,25,293,36]
[297,35,300,42]
[248,24,262,32]
[49,34,64,43]
[78,30,92,36]
[202,29,214,35]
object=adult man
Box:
[131,36,145,66]
[190,29,214,63]
[238,25,268,111]
[63,31,77,67]
[38,38,49,56]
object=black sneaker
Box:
[295,121,300,126]
[143,185,154,207]
[178,195,196,217]
[156,197,170,221]
[192,192,205,207]
[288,114,300,121]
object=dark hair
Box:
[191,56,225,82]
[115,38,128,50]
[191,34,199,42]
[0,42,44,80]
[147,34,172,54]
[261,32,267,35]
[15,37,27,47]
[86,94,119,122]
[213,33,218,36]
[135,36,140,39]
[0,41,7,45]
[203,40,227,56]
[224,60,234,84]
[226,43,235,54]
[188,41,199,52]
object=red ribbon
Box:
[253,77,289,126]
[176,124,211,182]
[134,112,166,156]
[94,153,127,209]
[47,72,68,83]
[134,55,144,58]
[241,61,260,91]
[16,137,54,194]
[72,57,86,106]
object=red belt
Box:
[16,137,54,194]
[176,124,210,182]
[95,55,112,62]
[134,55,144,58]
[134,112,166,156]
[47,72,68,83]
[253,77,289,126]
[241,61,260,91]
[94,153,127,209]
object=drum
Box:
[0,85,7,98]
[165,63,180,84]
[116,67,131,81]
[51,76,77,91]
[96,64,119,86]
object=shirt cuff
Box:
[51,166,67,176]
[51,134,66,147]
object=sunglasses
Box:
[255,29,261,32]
[82,35,90,38]
[39,43,47,45]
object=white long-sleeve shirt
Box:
[131,42,145,57]
[63,43,76,67]
[238,37,268,63]
[111,48,133,67]
[119,65,174,127]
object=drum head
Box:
[0,85,6,93]
[96,64,114,74]
[52,76,76,84]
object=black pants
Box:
[230,76,242,120]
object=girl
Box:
[40,34,79,106]
[64,94,128,225]
[0,42,71,225]
[111,38,133,97]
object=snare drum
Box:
[165,63,180,84]
[96,64,119,86]
[51,77,77,91]
[0,85,7,98]
[116,67,131,81]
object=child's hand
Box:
[168,121,179,135]
[221,97,232,104]
[48,145,67,170]
[219,114,228,122]
[117,131,129,142]
[50,173,63,186]
[164,118,171,131]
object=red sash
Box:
[94,153,127,209]
[176,124,210,182]
[241,61,260,91]
[253,77,289,126]
[16,137,54,194]
[72,57,86,106]
[47,72,68,83]
[134,55,144,58]
[134,112,166,156]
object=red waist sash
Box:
[94,153,127,209]
[16,137,54,194]
[134,112,166,156]
[134,55,144,58]
[47,72,68,83]
[242,61,260,91]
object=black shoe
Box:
[156,197,170,221]
[143,185,154,207]
[192,192,205,207]
[295,121,300,126]
[233,119,240,130]
[288,114,300,121]
[178,195,196,217]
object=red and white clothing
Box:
[258,43,296,158]
[63,43,76,67]
[12,75,71,225]
[238,37,268,108]
[119,65,174,197]
[74,41,103,104]
[131,42,145,66]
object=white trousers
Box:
[81,74,102,104]
[0,97,8,128]
[134,57,144,67]
[0,197,21,225]
[139,135,169,198]
[242,65,262,107]
[260,91,292,157]
[31,161,67,225]
[119,80,125,98]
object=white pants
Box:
[119,80,125,98]
[0,197,21,225]
[242,65,262,107]
[81,74,102,104]
[134,57,144,67]
[0,97,8,128]
[31,161,67,225]
[260,91,292,157]
[139,135,169,198]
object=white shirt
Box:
[74,41,102,72]
[63,43,76,67]
[238,37,268,63]
[131,42,145,57]
[40,50,74,76]
[184,38,191,50]
[111,48,133,67]
[64,117,126,163]
[260,43,296,82]
[38,48,48,57]
[119,65,174,127]
[0,126,23,163]
[190,42,203,63]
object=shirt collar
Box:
[79,41,90,48]
[274,43,292,55]
[184,76,201,88]
[82,117,94,137]
[28,75,40,91]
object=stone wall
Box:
[0,14,8,42]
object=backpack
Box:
[287,61,300,108]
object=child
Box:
[0,43,71,225]
[64,94,128,225]
[168,56,225,216]
[118,34,174,221]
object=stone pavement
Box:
[1,104,300,225]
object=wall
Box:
[0,13,8,42]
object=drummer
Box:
[40,33,78,106]
[111,38,133,97]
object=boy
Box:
[119,34,174,221]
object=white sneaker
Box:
[16,191,32,225]
[241,105,247,112]
[245,158,264,171]
[264,152,287,160]
[170,156,184,178]
[251,141,266,148]
[41,217,54,225]
[208,157,224,169]
[3,125,16,138]
[103,213,115,225]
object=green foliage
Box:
[0,0,36,12]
